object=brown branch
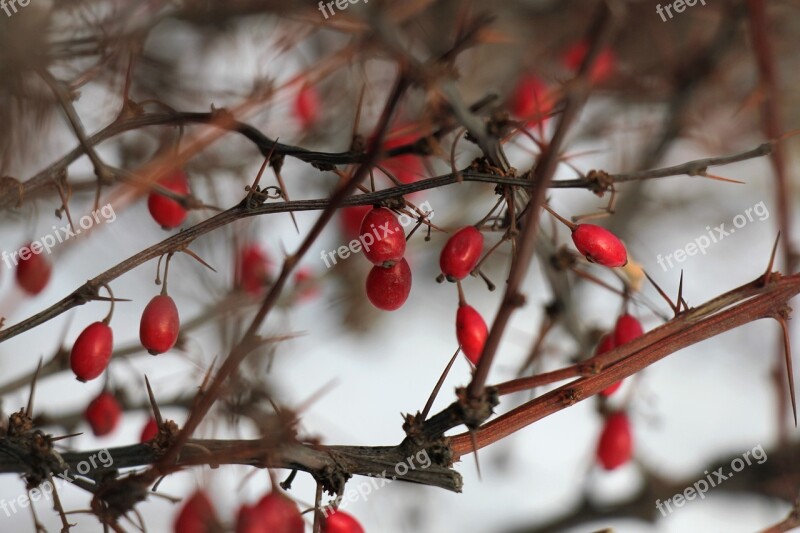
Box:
[450,272,800,458]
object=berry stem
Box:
[542,204,578,231]
[102,284,115,325]
[161,252,175,296]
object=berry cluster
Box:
[359,207,412,311]
[440,226,488,365]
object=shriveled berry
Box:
[596,411,633,470]
[70,322,114,382]
[456,304,488,365]
[236,244,271,295]
[360,207,405,266]
[294,85,320,130]
[140,294,181,355]
[16,244,52,295]
[594,333,622,397]
[323,509,365,533]
[440,226,484,281]
[562,41,616,84]
[174,490,218,533]
[140,417,159,442]
[340,205,371,241]
[571,224,627,267]
[148,169,190,229]
[236,492,303,533]
[510,74,552,124]
[365,258,412,311]
[84,391,122,437]
[614,313,644,346]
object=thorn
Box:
[677,270,685,313]
[26,358,44,417]
[181,248,217,273]
[144,376,163,426]
[421,349,460,420]
[762,232,781,286]
[697,171,746,184]
[776,316,797,427]
[274,169,299,234]
[643,270,678,315]
[469,429,482,481]
[246,140,279,203]
[51,432,83,442]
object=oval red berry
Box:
[70,321,113,382]
[456,304,488,365]
[440,226,484,281]
[174,490,218,533]
[510,74,552,124]
[360,207,406,266]
[236,493,303,533]
[340,205,371,241]
[614,313,644,346]
[16,243,52,295]
[236,244,271,295]
[323,509,365,533]
[140,294,180,355]
[365,258,412,311]
[594,333,622,397]
[294,85,320,130]
[140,417,159,442]
[84,391,122,437]
[596,411,633,470]
[571,224,627,267]
[148,169,190,229]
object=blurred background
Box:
[0,0,799,531]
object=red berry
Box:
[174,490,218,533]
[365,258,412,311]
[571,224,627,267]
[340,205,371,241]
[84,391,122,437]
[148,169,190,229]
[381,132,425,185]
[456,304,488,365]
[323,509,365,533]
[562,41,616,84]
[614,313,644,346]
[594,334,622,397]
[140,294,181,355]
[600,380,622,397]
[16,243,52,295]
[294,85,320,130]
[236,492,303,533]
[510,74,552,124]
[70,321,114,382]
[440,226,484,281]
[140,417,159,442]
[236,244,271,295]
[596,412,633,470]
[293,267,319,302]
[360,207,406,266]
